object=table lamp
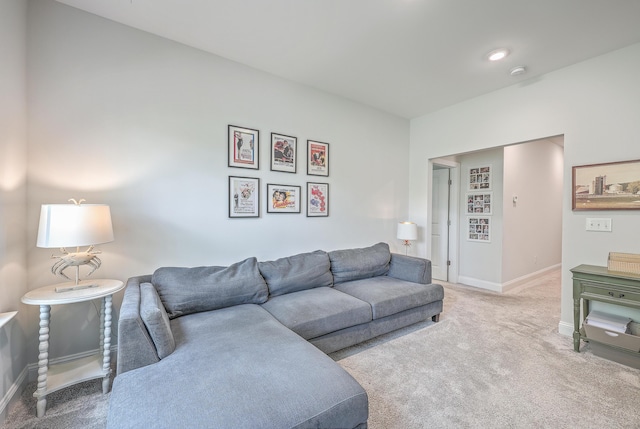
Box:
[397,221,417,255]
[37,198,114,292]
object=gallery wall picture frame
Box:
[228,125,259,170]
[572,159,640,211]
[229,176,260,218]
[307,140,329,177]
[270,133,297,173]
[468,165,492,191]
[267,184,301,213]
[307,182,329,217]
[466,192,493,215]
[467,216,491,242]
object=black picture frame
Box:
[307,140,329,177]
[307,182,329,217]
[228,125,259,170]
[270,133,297,173]
[229,176,260,218]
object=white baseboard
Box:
[501,264,562,292]
[457,276,503,292]
[558,321,574,337]
[459,264,561,294]
[0,366,28,424]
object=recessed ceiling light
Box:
[510,66,527,76]
[487,48,510,61]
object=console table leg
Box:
[102,295,113,393]
[573,298,581,352]
[35,304,50,417]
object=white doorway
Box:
[431,167,450,281]
[430,159,460,283]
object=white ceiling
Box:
[56,0,640,119]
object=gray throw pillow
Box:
[328,242,391,284]
[258,250,333,297]
[151,257,268,319]
[139,282,175,359]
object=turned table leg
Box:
[102,295,113,393]
[35,305,51,418]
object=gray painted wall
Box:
[0,0,28,421]
[410,42,640,336]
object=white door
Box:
[431,168,450,281]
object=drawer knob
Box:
[619,293,625,298]
[608,292,614,296]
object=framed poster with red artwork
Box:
[307,140,329,177]
[307,182,329,217]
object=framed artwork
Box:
[229,176,260,218]
[572,159,640,210]
[307,182,329,217]
[270,133,297,173]
[467,217,491,242]
[228,125,259,169]
[466,192,493,215]
[468,165,491,191]
[307,140,329,177]
[267,184,301,213]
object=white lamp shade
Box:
[37,204,114,248]
[397,222,417,240]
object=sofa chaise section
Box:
[109,304,367,429]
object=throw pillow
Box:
[151,257,268,319]
[258,250,333,297]
[328,242,391,284]
[139,282,175,359]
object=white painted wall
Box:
[25,1,410,361]
[0,0,28,421]
[502,140,563,283]
[457,148,504,288]
[410,42,640,335]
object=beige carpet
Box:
[4,269,639,428]
[333,269,640,428]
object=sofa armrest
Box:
[387,253,432,284]
[116,275,160,375]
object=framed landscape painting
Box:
[572,159,640,210]
[228,125,259,170]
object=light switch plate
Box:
[586,218,612,232]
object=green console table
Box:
[571,264,640,353]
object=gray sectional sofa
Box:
[107,242,444,429]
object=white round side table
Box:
[21,278,124,418]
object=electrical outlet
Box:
[586,218,612,232]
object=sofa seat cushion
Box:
[259,250,333,297]
[107,304,368,429]
[335,276,445,319]
[151,257,268,319]
[329,242,391,284]
[261,287,372,340]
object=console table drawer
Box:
[581,282,640,302]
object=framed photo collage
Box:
[466,165,492,242]
[227,125,329,218]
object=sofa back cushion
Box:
[139,282,175,359]
[152,257,268,319]
[259,250,333,297]
[328,242,391,284]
